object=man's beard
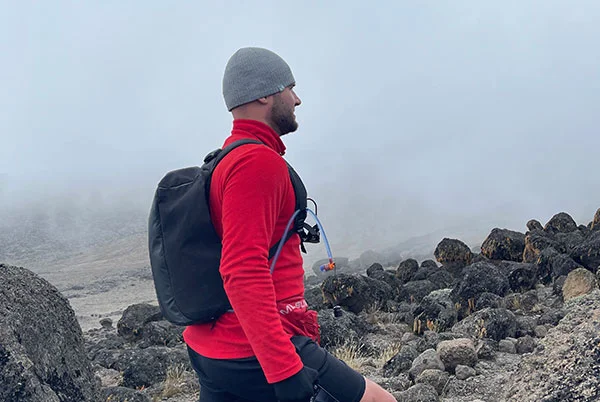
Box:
[270,100,298,136]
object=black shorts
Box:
[187,336,366,402]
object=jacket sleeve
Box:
[216,146,304,384]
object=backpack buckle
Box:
[300,224,320,244]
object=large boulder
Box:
[543,212,578,234]
[562,268,598,301]
[424,269,455,290]
[555,230,587,254]
[526,219,543,231]
[0,264,100,401]
[450,262,510,312]
[523,230,562,263]
[139,320,184,348]
[506,290,600,401]
[321,274,393,314]
[317,309,376,349]
[570,230,600,272]
[481,228,526,262]
[591,208,600,230]
[396,259,419,284]
[421,260,439,269]
[501,262,538,292]
[366,263,384,277]
[117,303,163,342]
[412,265,438,281]
[366,265,403,296]
[536,247,581,283]
[412,289,457,333]
[86,332,127,369]
[113,346,189,388]
[434,238,473,267]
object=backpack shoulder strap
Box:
[286,163,320,251]
[267,162,320,260]
[203,139,263,167]
[204,140,319,261]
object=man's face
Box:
[269,86,301,136]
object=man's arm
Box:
[216,146,304,384]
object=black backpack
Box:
[148,139,319,326]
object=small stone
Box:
[397,384,439,401]
[475,338,497,360]
[516,336,536,354]
[386,373,412,392]
[436,338,477,372]
[416,369,450,395]
[534,325,548,338]
[100,318,113,329]
[409,349,445,380]
[455,364,476,380]
[499,339,516,354]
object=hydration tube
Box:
[306,209,336,274]
[269,208,335,274]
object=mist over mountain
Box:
[2,184,597,278]
[2,2,599,273]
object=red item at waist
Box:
[183,299,321,359]
[278,298,320,344]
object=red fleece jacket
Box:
[183,119,310,384]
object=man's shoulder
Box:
[214,142,288,183]
[223,142,286,168]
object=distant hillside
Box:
[0,202,147,271]
[1,198,500,277]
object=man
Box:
[184,47,395,402]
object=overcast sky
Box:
[1,1,599,253]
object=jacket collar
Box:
[225,119,286,156]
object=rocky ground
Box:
[2,208,600,401]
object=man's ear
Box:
[256,96,269,105]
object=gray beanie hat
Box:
[223,47,295,111]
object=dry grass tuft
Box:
[330,341,367,371]
[362,302,404,327]
[506,294,522,310]
[161,364,190,399]
[331,340,402,371]
[377,343,402,367]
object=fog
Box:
[2,1,599,262]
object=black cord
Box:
[307,198,317,215]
